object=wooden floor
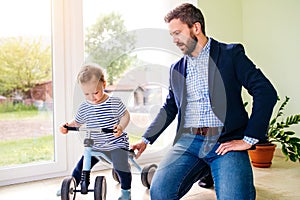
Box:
[0,154,300,200]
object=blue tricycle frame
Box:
[60,126,157,200]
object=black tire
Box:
[141,164,157,189]
[111,168,120,183]
[61,177,76,200]
[94,176,107,200]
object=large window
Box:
[0,0,68,186]
[0,0,196,186]
[0,0,53,168]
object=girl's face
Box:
[80,76,107,104]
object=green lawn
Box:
[0,109,145,167]
[0,135,54,167]
[0,110,43,120]
[0,108,54,166]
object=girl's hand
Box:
[113,124,123,137]
[59,123,69,134]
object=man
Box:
[131,3,277,199]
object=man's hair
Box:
[77,63,105,84]
[164,3,206,35]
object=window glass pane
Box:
[0,0,54,167]
[82,0,181,151]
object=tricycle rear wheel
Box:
[141,164,157,189]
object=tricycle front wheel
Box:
[61,177,76,200]
[94,176,107,200]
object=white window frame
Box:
[0,0,71,186]
[0,0,197,186]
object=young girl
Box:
[59,63,131,200]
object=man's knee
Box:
[150,185,168,200]
[150,181,178,200]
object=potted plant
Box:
[248,96,300,168]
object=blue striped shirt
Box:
[75,96,129,151]
[184,38,224,128]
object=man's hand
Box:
[130,141,147,159]
[216,140,252,155]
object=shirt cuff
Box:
[243,136,259,145]
[142,137,150,145]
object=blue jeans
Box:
[150,133,256,200]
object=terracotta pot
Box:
[248,143,277,168]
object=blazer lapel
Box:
[208,38,220,98]
[208,39,227,122]
[172,56,187,107]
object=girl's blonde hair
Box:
[77,63,106,84]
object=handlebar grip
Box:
[63,125,79,131]
[102,128,114,133]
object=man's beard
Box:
[176,32,198,55]
[185,33,198,55]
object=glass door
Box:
[0,0,53,167]
[0,0,67,186]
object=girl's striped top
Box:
[75,96,129,151]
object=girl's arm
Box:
[59,120,81,134]
[113,110,130,137]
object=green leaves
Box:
[268,96,300,163]
[286,114,300,126]
[85,12,136,85]
[0,37,51,96]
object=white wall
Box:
[242,0,300,136]
[198,0,300,137]
[198,0,243,43]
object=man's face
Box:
[168,18,197,55]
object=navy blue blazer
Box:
[143,38,277,145]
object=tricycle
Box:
[60,126,157,200]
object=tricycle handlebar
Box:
[63,125,113,133]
